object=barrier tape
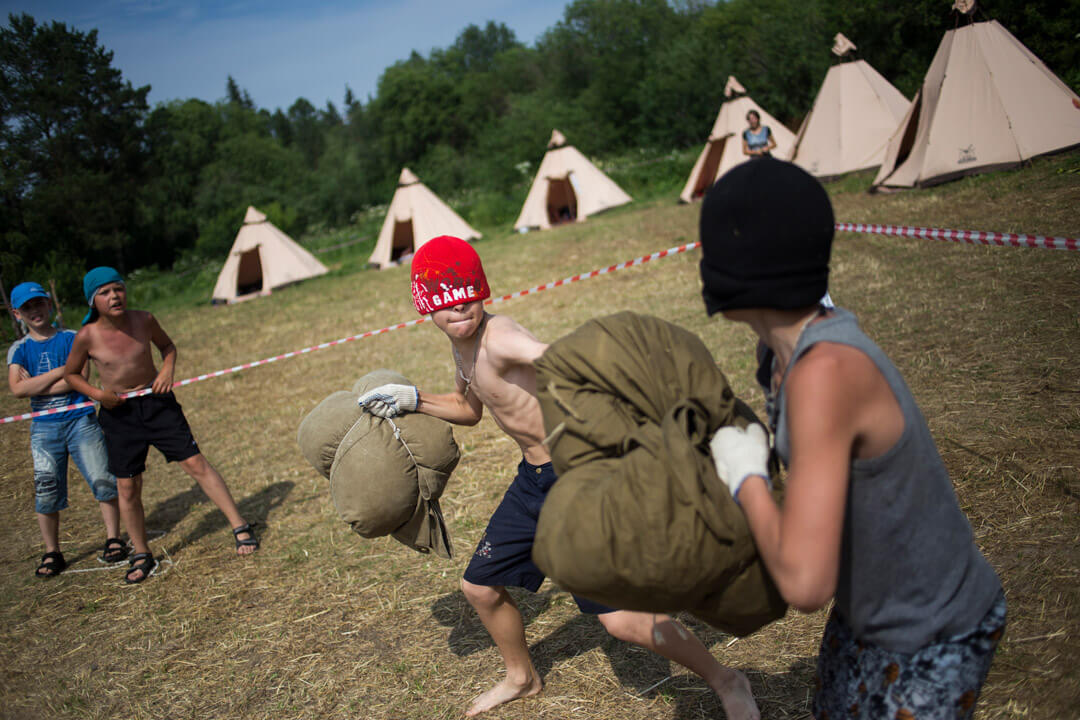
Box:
[4,220,1073,426]
[0,241,701,425]
[836,223,1078,251]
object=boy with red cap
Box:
[359,235,759,719]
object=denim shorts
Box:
[30,414,118,514]
[463,458,614,615]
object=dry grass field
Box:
[1,153,1077,719]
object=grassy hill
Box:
[1,152,1077,719]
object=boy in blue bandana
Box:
[65,268,259,583]
[7,281,124,578]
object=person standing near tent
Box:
[7,281,125,578]
[742,110,776,158]
[64,267,259,583]
[699,158,1004,719]
[357,236,760,719]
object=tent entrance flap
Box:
[391,220,414,261]
[693,138,727,199]
[236,248,264,296]
[893,94,922,170]
[546,176,578,225]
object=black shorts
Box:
[97,392,200,477]
[463,458,614,615]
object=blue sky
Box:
[1,0,570,111]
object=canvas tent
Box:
[212,206,328,303]
[788,35,910,178]
[369,168,481,269]
[872,19,1080,190]
[513,130,632,231]
[679,77,797,203]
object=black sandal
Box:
[99,537,129,564]
[232,522,260,554]
[124,552,157,584]
[35,551,67,579]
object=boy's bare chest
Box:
[92,325,151,370]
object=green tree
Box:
[0,12,149,298]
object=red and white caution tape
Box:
[4,220,1072,426]
[0,241,701,425]
[836,223,1079,251]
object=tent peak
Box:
[548,129,568,149]
[831,33,857,57]
[243,206,267,225]
[398,167,420,186]
[724,76,746,98]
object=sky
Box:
[0,0,571,112]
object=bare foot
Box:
[465,674,543,717]
[710,668,760,720]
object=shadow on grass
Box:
[144,480,294,554]
[431,589,817,716]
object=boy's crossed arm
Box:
[8,361,87,399]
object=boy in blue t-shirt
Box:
[7,282,125,578]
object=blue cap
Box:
[10,282,50,310]
[82,266,125,324]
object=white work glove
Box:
[357,384,418,418]
[709,423,772,504]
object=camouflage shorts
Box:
[812,591,1006,720]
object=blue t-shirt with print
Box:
[6,330,94,422]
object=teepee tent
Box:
[513,130,632,231]
[212,206,328,303]
[788,35,910,178]
[872,18,1080,190]
[369,168,481,269]
[679,77,797,203]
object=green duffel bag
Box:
[296,369,460,558]
[533,312,786,636]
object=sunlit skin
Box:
[416,299,760,719]
[64,282,256,579]
[742,110,777,157]
[720,306,905,611]
[9,296,121,570]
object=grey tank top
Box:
[773,308,1001,653]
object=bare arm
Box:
[417,380,484,426]
[736,351,852,611]
[742,135,753,157]
[8,363,75,398]
[765,128,777,153]
[148,313,177,394]
[64,331,122,408]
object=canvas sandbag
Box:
[296,369,460,558]
[533,312,786,636]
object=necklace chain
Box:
[454,314,487,396]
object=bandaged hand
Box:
[709,423,772,503]
[358,384,419,418]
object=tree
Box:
[0,12,149,301]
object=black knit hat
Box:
[699,157,833,315]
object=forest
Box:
[2,0,1077,308]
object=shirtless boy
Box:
[64,267,259,584]
[358,236,758,719]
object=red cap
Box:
[410,236,491,315]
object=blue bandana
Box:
[82,267,125,324]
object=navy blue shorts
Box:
[97,392,200,478]
[463,458,614,615]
